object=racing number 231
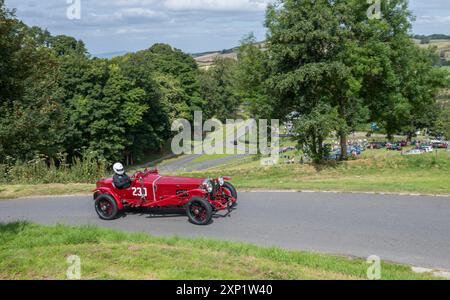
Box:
[132,187,148,197]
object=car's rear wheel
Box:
[186,197,212,225]
[95,194,120,220]
[223,182,238,208]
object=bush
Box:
[0,151,108,184]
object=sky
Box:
[5,0,450,55]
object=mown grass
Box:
[0,222,439,280]
[188,153,234,164]
[176,150,450,195]
[0,184,94,200]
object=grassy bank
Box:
[175,150,450,195]
[0,184,94,200]
[0,222,439,280]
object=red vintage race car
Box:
[93,169,237,225]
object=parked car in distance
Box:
[420,145,433,153]
[403,149,423,155]
[369,142,384,149]
[387,143,402,151]
[432,142,448,149]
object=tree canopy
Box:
[263,0,448,161]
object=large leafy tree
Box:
[235,33,271,119]
[0,2,66,160]
[199,57,240,121]
[265,0,447,160]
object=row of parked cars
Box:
[403,142,449,155]
[370,140,449,155]
[369,140,448,151]
[369,141,408,150]
[328,143,368,160]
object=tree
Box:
[49,35,87,57]
[235,33,271,119]
[431,103,450,140]
[294,104,341,163]
[379,44,448,140]
[264,0,447,161]
[199,57,240,121]
[0,2,67,160]
[265,0,365,160]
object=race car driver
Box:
[112,162,132,190]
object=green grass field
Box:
[175,150,450,195]
[0,183,94,200]
[0,222,440,280]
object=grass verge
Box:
[0,222,439,280]
[0,184,94,200]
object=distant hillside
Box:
[93,51,129,59]
[193,35,450,69]
[413,36,450,66]
[192,42,264,70]
[194,52,238,70]
[413,34,450,41]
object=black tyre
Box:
[223,182,238,208]
[186,197,213,225]
[95,194,120,220]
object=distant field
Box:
[199,39,450,70]
[415,38,450,63]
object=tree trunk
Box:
[338,97,348,161]
[311,131,318,163]
[407,132,413,142]
[317,135,324,163]
[340,132,348,161]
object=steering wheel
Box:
[133,168,158,180]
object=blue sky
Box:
[5,0,450,55]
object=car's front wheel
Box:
[223,182,238,208]
[186,197,212,225]
[95,194,120,220]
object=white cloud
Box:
[108,0,159,6]
[416,15,450,24]
[164,0,270,12]
[120,7,163,18]
[6,0,450,54]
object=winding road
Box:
[1,192,449,270]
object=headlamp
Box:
[202,179,213,193]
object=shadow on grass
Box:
[311,160,342,172]
[0,221,30,235]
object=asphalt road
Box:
[158,154,248,172]
[1,192,449,270]
[156,120,254,172]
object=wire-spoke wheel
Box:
[223,182,238,208]
[186,197,212,225]
[95,194,120,220]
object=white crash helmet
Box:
[113,162,125,175]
